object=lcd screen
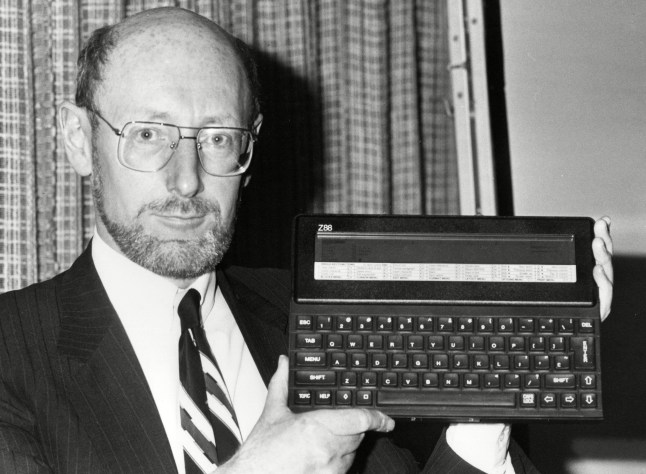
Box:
[314,233,576,283]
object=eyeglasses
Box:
[91,110,257,177]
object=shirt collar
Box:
[91,230,217,321]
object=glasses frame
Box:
[90,109,257,177]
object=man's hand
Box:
[220,355,394,474]
[592,216,613,321]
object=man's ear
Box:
[59,101,93,176]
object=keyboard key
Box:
[549,336,566,352]
[316,316,332,330]
[371,353,387,368]
[417,317,434,331]
[347,334,363,349]
[438,317,454,332]
[294,390,312,405]
[533,355,550,370]
[478,317,494,332]
[463,373,480,388]
[458,318,474,332]
[443,373,459,388]
[296,316,313,330]
[545,373,576,389]
[296,352,326,367]
[524,374,540,388]
[362,372,377,386]
[493,355,510,370]
[539,392,557,408]
[529,336,546,352]
[295,370,336,385]
[391,353,408,368]
[560,393,577,408]
[315,390,332,404]
[498,318,514,333]
[488,336,505,351]
[397,317,414,331]
[377,391,516,407]
[357,316,373,331]
[336,316,353,330]
[402,373,419,387]
[580,374,596,388]
[422,373,439,387]
[428,336,444,350]
[448,336,465,351]
[518,318,535,332]
[356,390,374,406]
[571,336,596,370]
[538,318,555,333]
[558,318,574,333]
[433,354,448,369]
[578,319,595,333]
[407,335,424,350]
[469,336,485,351]
[326,334,343,349]
[330,352,347,368]
[520,392,537,408]
[554,355,570,370]
[336,390,352,405]
[341,372,357,386]
[351,353,367,368]
[472,354,490,370]
[484,374,500,388]
[412,354,429,369]
[504,374,521,388]
[382,372,398,387]
[580,392,597,408]
[297,334,322,348]
[387,335,404,350]
[452,354,469,369]
[509,337,525,351]
[367,335,384,349]
[377,317,393,331]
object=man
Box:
[0,7,614,474]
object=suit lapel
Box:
[216,267,289,386]
[57,245,176,474]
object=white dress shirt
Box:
[92,232,267,472]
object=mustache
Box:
[138,196,221,216]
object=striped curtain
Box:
[0,0,458,292]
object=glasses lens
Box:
[119,123,178,172]
[198,129,253,176]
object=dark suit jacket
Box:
[0,246,538,473]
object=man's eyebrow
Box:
[133,111,240,126]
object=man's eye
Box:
[136,128,159,141]
[207,133,232,147]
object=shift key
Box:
[571,336,595,370]
[295,370,336,385]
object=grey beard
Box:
[91,152,233,280]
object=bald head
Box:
[75,7,260,123]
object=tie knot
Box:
[178,288,202,331]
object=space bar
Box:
[377,391,516,407]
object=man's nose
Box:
[164,136,204,197]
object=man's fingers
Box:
[263,355,289,415]
[594,216,613,258]
[594,264,613,322]
[309,408,395,436]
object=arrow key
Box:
[581,392,597,408]
[540,392,557,408]
[560,392,577,408]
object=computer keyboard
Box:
[288,304,601,420]
[287,214,602,421]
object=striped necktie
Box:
[178,289,241,473]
